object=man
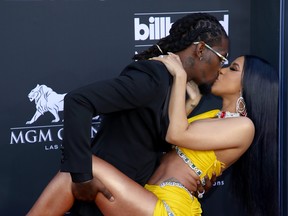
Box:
[61,13,229,215]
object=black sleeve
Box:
[60,60,169,182]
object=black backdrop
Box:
[0,0,285,215]
[279,0,288,215]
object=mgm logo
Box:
[10,84,101,150]
[26,84,66,125]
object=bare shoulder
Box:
[237,116,254,131]
[219,116,255,143]
[231,117,255,148]
[219,116,254,126]
[223,116,254,132]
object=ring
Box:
[201,178,206,186]
[197,189,205,199]
[159,55,164,58]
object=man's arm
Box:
[60,60,170,200]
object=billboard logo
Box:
[134,17,173,41]
[26,84,66,124]
[134,12,229,43]
[219,14,229,36]
[133,11,229,56]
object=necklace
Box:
[217,111,240,118]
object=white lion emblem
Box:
[26,84,66,124]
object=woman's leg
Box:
[93,155,158,216]
[27,171,74,216]
[28,156,158,216]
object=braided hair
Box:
[133,13,228,60]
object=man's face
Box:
[185,38,229,88]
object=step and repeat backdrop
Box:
[0,0,252,215]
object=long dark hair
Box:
[231,55,279,216]
[133,13,228,60]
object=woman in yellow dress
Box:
[28,53,278,216]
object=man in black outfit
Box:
[60,13,229,215]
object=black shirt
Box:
[60,60,172,185]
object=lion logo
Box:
[26,84,67,124]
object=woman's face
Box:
[211,56,244,97]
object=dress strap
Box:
[188,109,220,123]
[175,146,202,176]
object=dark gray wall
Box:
[250,0,280,69]
[0,0,285,215]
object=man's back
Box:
[93,60,172,184]
[68,60,172,215]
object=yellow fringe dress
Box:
[145,110,225,216]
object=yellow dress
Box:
[145,109,225,216]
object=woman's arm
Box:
[152,53,255,151]
[151,52,202,129]
[165,56,255,150]
[167,116,255,151]
[166,64,254,151]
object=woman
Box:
[149,53,278,216]
[27,54,278,216]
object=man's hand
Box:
[195,173,217,199]
[72,177,114,202]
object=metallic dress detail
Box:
[156,146,204,216]
[162,200,175,216]
[158,179,194,216]
[175,146,206,186]
[160,180,194,199]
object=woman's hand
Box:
[151,52,186,78]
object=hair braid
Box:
[133,12,228,60]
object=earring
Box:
[236,92,247,116]
[199,56,203,61]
